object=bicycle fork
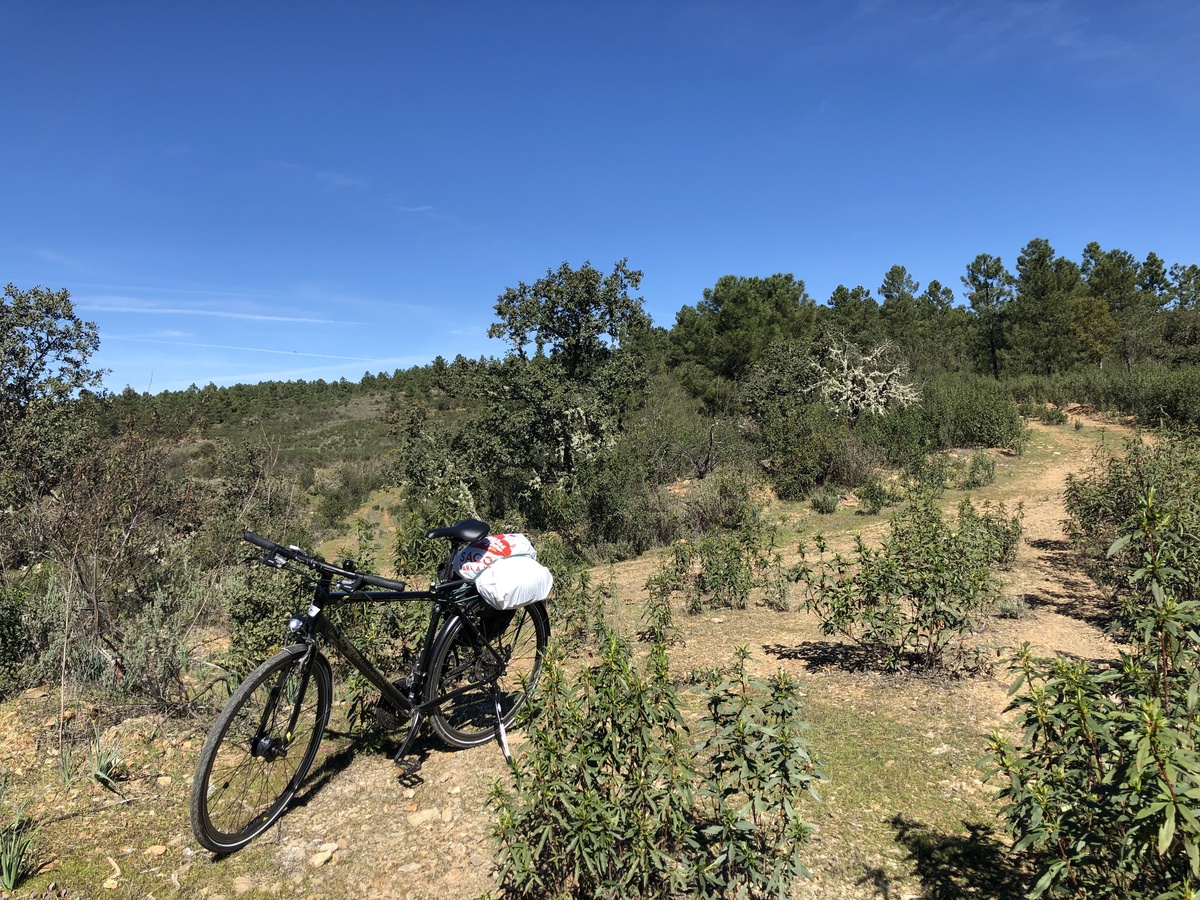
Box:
[252,649,314,762]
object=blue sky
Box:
[3,2,1198,393]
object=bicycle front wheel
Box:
[426,600,549,748]
[190,645,332,853]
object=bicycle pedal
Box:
[394,756,422,778]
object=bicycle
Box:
[189,519,550,854]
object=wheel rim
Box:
[199,658,326,846]
[435,605,544,743]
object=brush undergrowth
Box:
[491,635,821,899]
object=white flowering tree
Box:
[811,338,920,428]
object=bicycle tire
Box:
[426,599,549,748]
[190,645,332,853]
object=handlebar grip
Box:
[244,531,279,552]
[359,572,406,591]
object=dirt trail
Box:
[997,418,1129,650]
[3,413,1139,899]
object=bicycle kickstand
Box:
[492,683,513,766]
[393,710,425,777]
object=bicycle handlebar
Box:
[243,530,407,592]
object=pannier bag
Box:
[453,533,536,579]
[453,533,554,610]
[475,556,554,610]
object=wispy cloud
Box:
[75,283,286,301]
[271,161,367,188]
[395,203,477,232]
[673,1,1199,100]
[106,335,393,362]
[78,297,357,326]
[891,1,1200,97]
[38,248,82,267]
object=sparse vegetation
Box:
[793,495,1020,672]
[0,812,38,891]
[4,237,1200,894]
[990,468,1200,898]
[491,637,821,899]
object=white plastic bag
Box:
[475,556,554,610]
[453,533,537,580]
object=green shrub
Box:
[960,451,997,489]
[956,498,1023,568]
[905,452,953,494]
[220,564,303,678]
[988,487,1200,899]
[1039,405,1067,425]
[1005,365,1200,428]
[682,469,758,537]
[1018,401,1068,425]
[490,635,820,899]
[1064,431,1200,596]
[793,495,1009,672]
[0,583,32,698]
[859,406,929,470]
[646,515,790,615]
[810,487,840,515]
[119,593,188,706]
[755,403,848,499]
[921,375,1027,452]
[856,474,897,515]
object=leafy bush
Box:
[681,469,758,537]
[810,487,840,514]
[1017,401,1068,425]
[923,375,1027,451]
[392,480,478,580]
[754,402,848,500]
[220,564,304,678]
[904,452,953,494]
[1064,431,1200,598]
[856,475,887,515]
[794,495,1013,672]
[1004,365,1200,428]
[956,498,1023,568]
[859,405,934,470]
[646,515,790,615]
[547,565,613,655]
[960,451,997,489]
[0,583,32,698]
[988,486,1200,899]
[490,635,821,899]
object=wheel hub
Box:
[252,736,287,761]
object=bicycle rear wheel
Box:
[426,600,549,748]
[190,645,332,853]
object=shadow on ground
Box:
[1022,537,1119,632]
[884,816,1030,900]
[763,640,881,672]
[290,732,433,810]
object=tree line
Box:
[2,235,1199,702]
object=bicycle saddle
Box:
[426,518,489,544]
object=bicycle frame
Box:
[281,567,515,766]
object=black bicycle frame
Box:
[288,571,504,724]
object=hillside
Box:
[0,413,1131,899]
